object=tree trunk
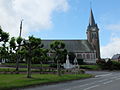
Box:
[40,61,43,73]
[16,46,20,74]
[57,60,61,76]
[16,56,19,74]
[27,57,32,78]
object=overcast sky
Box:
[0,0,120,58]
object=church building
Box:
[42,9,101,64]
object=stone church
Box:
[42,9,101,64]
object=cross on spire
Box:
[90,0,92,9]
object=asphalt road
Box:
[22,71,120,90]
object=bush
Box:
[50,63,57,68]
[80,65,101,70]
[97,59,120,70]
[78,69,85,74]
[96,59,106,70]
[77,59,85,65]
[111,61,120,70]
[68,52,76,64]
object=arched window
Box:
[83,54,85,59]
[92,32,97,39]
[87,54,90,59]
[90,54,93,59]
[94,53,96,59]
[77,54,82,59]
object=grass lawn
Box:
[2,63,50,67]
[0,74,92,90]
[0,68,26,72]
[80,65,101,70]
[0,68,47,72]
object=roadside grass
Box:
[0,74,92,90]
[0,68,43,72]
[80,65,101,70]
[2,63,50,67]
[0,68,26,72]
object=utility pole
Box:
[19,19,23,37]
[16,19,23,73]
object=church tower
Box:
[87,9,101,59]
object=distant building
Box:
[42,9,101,64]
[112,54,120,62]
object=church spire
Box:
[87,8,101,59]
[89,8,96,26]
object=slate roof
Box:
[41,40,94,53]
[112,54,120,60]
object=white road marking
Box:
[103,80,113,84]
[111,77,119,79]
[65,72,120,90]
[76,84,89,87]
[83,85,99,90]
[97,79,108,82]
[115,78,120,80]
[64,89,71,90]
[65,84,89,90]
[64,82,97,90]
[65,76,114,90]
[95,73,112,77]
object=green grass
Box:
[0,68,44,72]
[80,65,101,70]
[2,63,50,67]
[0,74,92,90]
[0,68,26,72]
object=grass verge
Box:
[80,65,101,70]
[2,63,49,67]
[0,68,50,73]
[0,74,92,90]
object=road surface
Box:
[22,71,120,90]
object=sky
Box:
[0,0,120,58]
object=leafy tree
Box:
[9,37,17,63]
[9,37,16,51]
[0,46,9,63]
[0,27,9,63]
[23,36,43,78]
[16,37,23,72]
[33,48,49,73]
[68,52,76,64]
[0,26,9,44]
[50,41,67,76]
[9,37,23,73]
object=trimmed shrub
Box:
[96,59,106,70]
[111,61,120,70]
[77,59,84,65]
[50,63,57,68]
[97,59,120,70]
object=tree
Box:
[33,48,49,73]
[0,27,9,63]
[9,37,17,63]
[50,41,67,76]
[0,46,9,63]
[68,52,76,64]
[16,37,23,72]
[9,37,23,73]
[23,36,43,78]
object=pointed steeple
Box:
[89,9,96,26]
[87,8,101,59]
